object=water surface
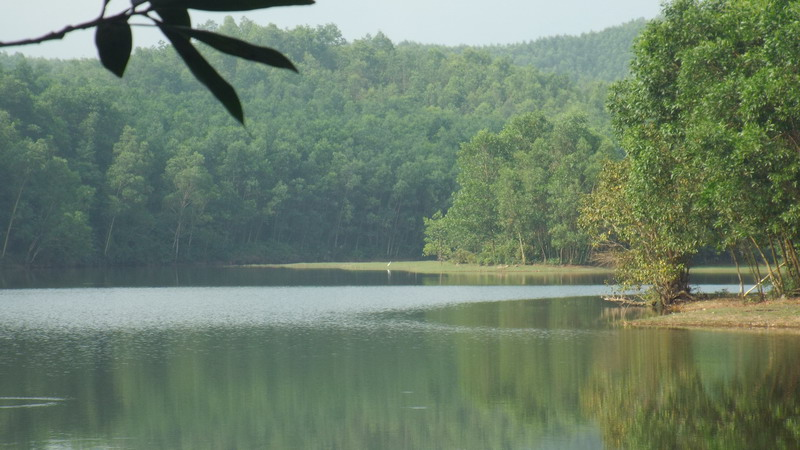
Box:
[0,269,795,449]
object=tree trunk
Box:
[104,215,116,257]
[173,216,183,263]
[768,235,785,293]
[730,247,744,296]
[751,236,781,295]
[745,242,765,299]
[1,180,26,260]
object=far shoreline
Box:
[239,260,612,275]
[241,262,800,332]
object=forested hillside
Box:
[0,18,633,267]
[483,19,647,82]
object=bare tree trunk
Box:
[768,235,785,293]
[778,237,795,280]
[780,236,800,291]
[2,180,26,259]
[745,241,765,299]
[730,247,744,296]
[173,216,183,263]
[751,236,781,295]
[104,215,116,257]
[787,238,800,275]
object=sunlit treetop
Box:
[0,0,315,124]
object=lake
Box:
[0,268,797,448]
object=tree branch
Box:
[0,8,139,49]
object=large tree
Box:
[582,0,800,305]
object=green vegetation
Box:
[423,0,800,308]
[422,112,614,265]
[0,0,313,124]
[581,0,800,306]
[484,19,647,83]
[0,18,636,267]
[4,0,796,311]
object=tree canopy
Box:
[581,0,800,305]
[0,0,313,124]
[0,20,627,267]
[424,112,614,266]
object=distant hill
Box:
[481,19,647,82]
[0,20,619,266]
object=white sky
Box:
[0,0,663,59]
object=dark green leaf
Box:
[167,26,297,72]
[95,18,132,78]
[154,7,191,27]
[150,0,313,12]
[158,25,244,124]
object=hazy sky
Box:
[1,0,663,59]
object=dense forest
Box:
[0,18,639,267]
[423,0,800,305]
[423,113,614,266]
[484,19,647,83]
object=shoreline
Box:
[242,260,612,275]
[238,262,800,332]
[626,297,800,332]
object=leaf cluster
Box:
[93,1,311,123]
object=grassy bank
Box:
[245,260,612,275]
[628,297,800,331]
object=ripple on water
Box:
[0,397,67,409]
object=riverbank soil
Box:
[630,297,800,331]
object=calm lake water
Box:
[0,268,797,449]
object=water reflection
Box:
[584,330,800,449]
[0,266,617,289]
[0,282,795,448]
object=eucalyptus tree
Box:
[426,112,612,265]
[0,114,43,261]
[163,145,214,261]
[105,126,153,257]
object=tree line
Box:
[0,19,633,267]
[483,19,647,83]
[426,0,800,306]
[423,112,615,266]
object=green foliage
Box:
[581,0,800,304]
[1,1,310,124]
[426,112,613,266]
[0,20,624,267]
[484,19,647,83]
[580,159,699,305]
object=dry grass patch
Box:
[631,297,800,331]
